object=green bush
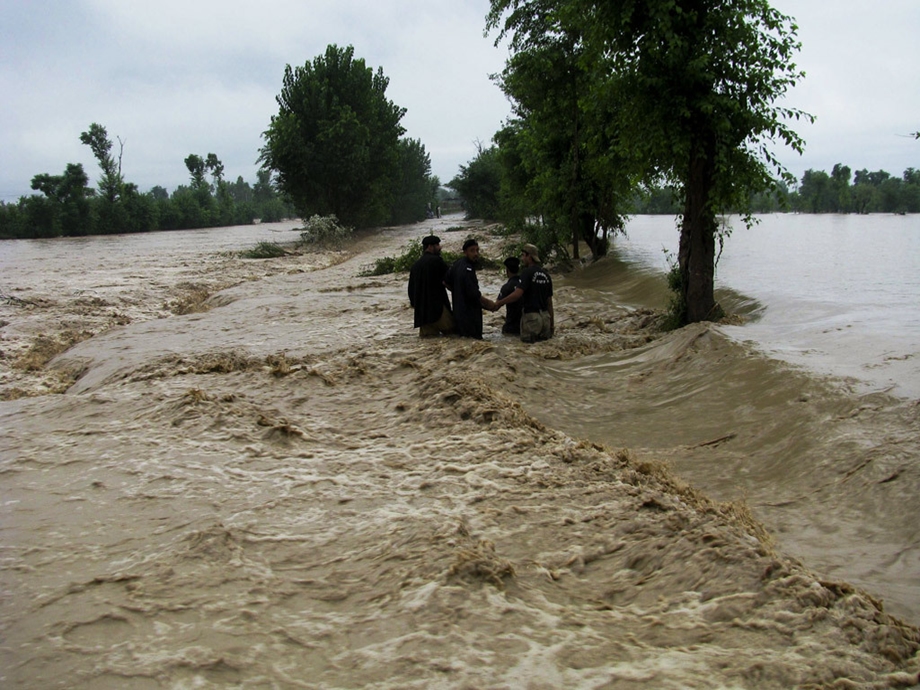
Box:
[299,214,352,248]
[661,262,686,331]
[241,241,287,259]
[660,249,724,329]
[362,238,424,275]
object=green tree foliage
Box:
[791,165,919,214]
[448,144,503,220]
[390,138,440,225]
[184,154,209,192]
[486,6,631,260]
[80,123,125,203]
[629,165,920,215]
[259,44,410,229]
[793,164,852,213]
[830,163,852,212]
[29,163,94,237]
[6,46,435,241]
[183,152,235,226]
[150,185,169,201]
[486,0,811,324]
[79,123,132,233]
[797,169,833,213]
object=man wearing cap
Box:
[445,238,496,339]
[408,235,454,337]
[494,243,554,342]
[497,256,523,335]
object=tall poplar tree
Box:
[80,123,124,203]
[259,45,406,229]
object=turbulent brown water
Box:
[1,218,918,688]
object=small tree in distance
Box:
[448,143,503,221]
[80,123,124,203]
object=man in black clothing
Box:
[445,238,496,339]
[497,256,523,335]
[408,235,453,337]
[494,243,554,342]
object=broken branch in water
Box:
[692,432,738,448]
[0,287,39,307]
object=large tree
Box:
[30,163,94,237]
[488,0,811,324]
[490,10,630,260]
[259,44,406,228]
[390,138,438,225]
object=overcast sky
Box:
[2,0,918,202]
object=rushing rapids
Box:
[1,217,918,688]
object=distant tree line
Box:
[625,165,920,215]
[0,123,296,240]
[790,165,920,214]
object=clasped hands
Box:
[483,298,501,312]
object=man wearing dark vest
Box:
[494,243,553,342]
[408,235,454,337]
[445,238,496,339]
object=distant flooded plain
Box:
[613,213,920,398]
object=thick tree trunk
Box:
[572,222,580,261]
[579,212,605,257]
[569,65,581,262]
[679,133,718,324]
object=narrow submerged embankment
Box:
[548,251,920,626]
[510,320,920,626]
[1,219,918,687]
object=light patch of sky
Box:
[1,0,916,202]
[770,0,919,181]
[0,1,502,199]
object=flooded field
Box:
[1,218,918,688]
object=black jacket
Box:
[408,252,451,327]
[446,257,483,339]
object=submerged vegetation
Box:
[298,214,353,249]
[240,241,288,259]
[239,215,353,258]
[361,238,459,276]
[361,234,507,277]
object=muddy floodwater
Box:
[1,217,918,688]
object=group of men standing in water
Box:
[407,235,554,342]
